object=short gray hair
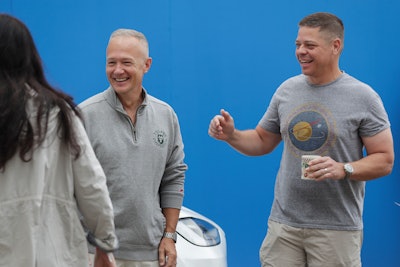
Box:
[109,28,149,55]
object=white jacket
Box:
[0,91,118,267]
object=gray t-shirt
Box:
[259,73,390,230]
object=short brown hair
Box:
[299,12,344,42]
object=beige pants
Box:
[259,220,363,267]
[89,254,159,267]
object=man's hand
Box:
[159,237,177,267]
[305,156,345,181]
[93,247,116,267]
[208,109,235,141]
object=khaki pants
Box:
[89,254,159,267]
[260,220,363,267]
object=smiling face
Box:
[295,26,341,85]
[106,35,152,96]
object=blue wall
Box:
[2,1,399,266]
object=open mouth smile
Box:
[114,77,129,82]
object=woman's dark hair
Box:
[0,13,82,170]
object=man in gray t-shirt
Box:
[208,12,394,267]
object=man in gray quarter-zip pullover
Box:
[79,28,187,267]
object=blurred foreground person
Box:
[0,13,118,267]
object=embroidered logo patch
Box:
[153,130,167,147]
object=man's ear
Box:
[145,57,152,73]
[332,38,342,55]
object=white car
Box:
[176,206,227,267]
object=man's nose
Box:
[114,63,124,73]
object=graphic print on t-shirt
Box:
[287,103,336,156]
